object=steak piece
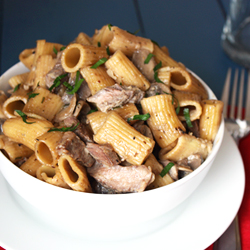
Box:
[132,49,156,82]
[45,51,67,92]
[87,162,154,193]
[64,116,93,143]
[87,84,145,112]
[56,131,94,168]
[91,178,122,194]
[86,142,121,166]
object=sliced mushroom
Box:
[54,94,77,123]
[146,82,172,97]
[178,165,193,179]
[187,153,204,170]
[132,49,156,82]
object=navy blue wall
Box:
[1,0,239,98]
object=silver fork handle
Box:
[213,215,241,250]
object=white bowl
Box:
[0,62,224,240]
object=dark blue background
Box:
[0,0,240,99]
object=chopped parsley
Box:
[153,61,163,83]
[53,46,58,55]
[183,108,193,127]
[144,53,155,64]
[163,92,180,115]
[66,71,84,94]
[153,61,162,72]
[151,39,160,47]
[154,71,164,83]
[49,73,68,91]
[28,93,39,100]
[13,84,21,93]
[15,110,35,124]
[48,123,79,132]
[160,162,175,177]
[53,46,66,55]
[87,108,98,114]
[127,113,150,122]
[90,58,108,69]
[106,46,110,56]
[108,24,113,30]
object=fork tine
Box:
[230,69,239,119]
[221,68,232,117]
[237,69,245,120]
[245,69,250,120]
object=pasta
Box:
[0,24,223,194]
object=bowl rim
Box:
[0,62,225,197]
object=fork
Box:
[213,68,250,250]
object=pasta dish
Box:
[0,25,223,194]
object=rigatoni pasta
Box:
[105,50,151,91]
[94,111,155,165]
[0,24,223,194]
[199,100,224,141]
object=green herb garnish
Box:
[87,108,98,114]
[154,71,163,83]
[153,61,163,83]
[108,24,113,30]
[60,46,66,51]
[163,92,180,115]
[28,93,39,100]
[106,46,110,56]
[90,58,108,69]
[13,84,21,93]
[183,108,193,127]
[15,110,35,124]
[160,162,175,177]
[53,46,58,55]
[98,41,101,47]
[48,122,79,132]
[151,39,160,47]
[41,97,45,103]
[49,73,68,91]
[144,53,155,64]
[62,82,73,90]
[153,61,162,72]
[127,113,150,122]
[67,71,84,95]
[127,29,140,35]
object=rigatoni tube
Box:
[35,131,64,166]
[61,43,108,72]
[93,111,155,165]
[105,50,150,91]
[2,117,53,150]
[199,99,224,142]
[141,94,186,148]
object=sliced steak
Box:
[45,51,68,92]
[132,49,156,82]
[64,116,93,143]
[77,80,92,101]
[91,178,122,194]
[87,162,154,193]
[86,142,121,166]
[87,84,145,112]
[56,131,94,168]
